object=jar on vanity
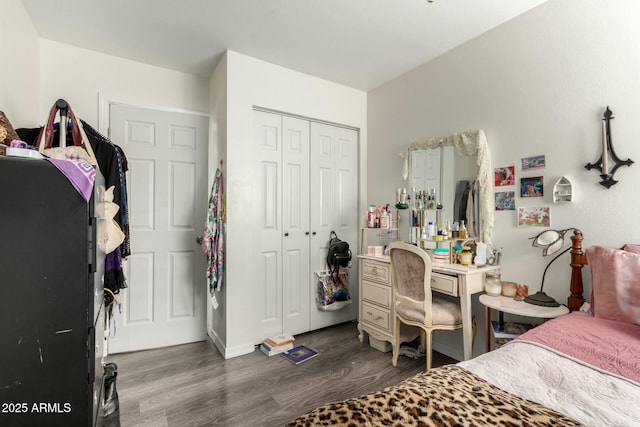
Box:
[501,281,517,298]
[484,270,502,296]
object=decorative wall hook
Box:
[585,106,634,189]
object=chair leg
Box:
[392,317,401,367]
[425,329,433,370]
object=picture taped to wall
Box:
[494,166,515,187]
[521,154,545,170]
[520,176,544,197]
[495,191,515,211]
[517,206,550,227]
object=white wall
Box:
[207,53,228,352]
[0,0,40,126]
[38,40,210,124]
[215,50,367,357]
[368,0,640,359]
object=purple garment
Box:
[45,158,96,202]
[105,248,122,271]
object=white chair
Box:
[389,241,463,370]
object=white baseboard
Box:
[207,328,255,359]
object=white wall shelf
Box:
[553,176,573,203]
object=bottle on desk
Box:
[459,220,467,239]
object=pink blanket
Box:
[517,313,640,383]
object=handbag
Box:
[0,110,20,147]
[36,100,98,165]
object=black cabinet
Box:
[0,156,105,426]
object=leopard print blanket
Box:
[286,365,583,426]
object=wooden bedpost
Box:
[567,229,587,311]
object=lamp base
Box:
[524,291,560,307]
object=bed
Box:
[287,238,640,426]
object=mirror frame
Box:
[403,129,493,251]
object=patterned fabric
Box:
[201,167,225,293]
[287,365,583,427]
[45,158,96,202]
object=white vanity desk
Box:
[358,254,499,361]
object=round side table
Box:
[479,294,569,352]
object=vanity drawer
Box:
[361,302,391,332]
[361,259,390,285]
[431,272,458,296]
[362,280,392,309]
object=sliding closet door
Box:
[309,122,359,330]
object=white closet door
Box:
[281,116,310,335]
[253,110,284,341]
[309,122,359,330]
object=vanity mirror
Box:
[402,129,494,251]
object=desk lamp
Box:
[528,228,580,307]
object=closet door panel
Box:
[253,111,283,340]
[282,116,310,335]
[310,123,359,330]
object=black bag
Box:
[327,231,352,282]
[102,362,121,426]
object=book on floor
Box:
[260,341,294,356]
[265,334,295,348]
[280,345,318,365]
[490,321,535,339]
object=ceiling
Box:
[21,0,548,91]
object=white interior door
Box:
[108,103,209,353]
[411,148,441,193]
[309,122,359,330]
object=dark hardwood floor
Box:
[106,321,456,427]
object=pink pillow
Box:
[586,246,640,325]
[622,244,640,254]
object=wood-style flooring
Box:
[106,321,456,427]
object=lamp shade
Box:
[530,229,571,256]
[531,230,561,247]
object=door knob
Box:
[196,236,203,244]
[305,232,310,235]
[284,232,289,237]
[312,231,316,235]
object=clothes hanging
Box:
[201,167,225,293]
[453,180,470,224]
[80,120,131,258]
[79,120,131,295]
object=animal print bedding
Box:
[286,365,582,426]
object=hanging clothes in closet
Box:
[201,166,225,293]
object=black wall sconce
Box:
[585,106,634,188]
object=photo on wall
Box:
[517,206,550,227]
[494,166,515,187]
[495,191,515,211]
[521,154,546,170]
[520,176,543,197]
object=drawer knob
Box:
[366,311,384,321]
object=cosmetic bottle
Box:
[459,220,467,239]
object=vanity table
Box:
[357,254,499,361]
